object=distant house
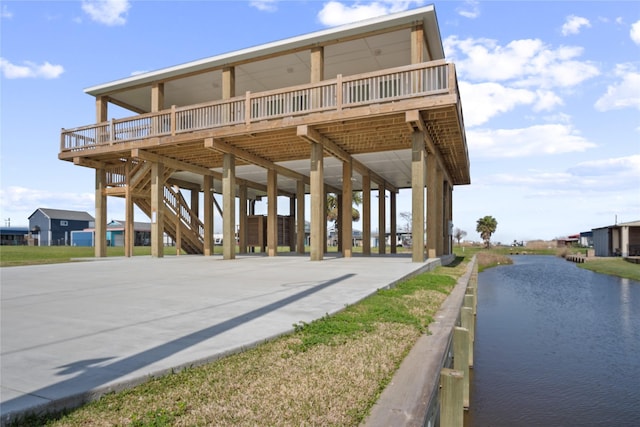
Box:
[579,231,593,247]
[556,234,580,247]
[72,220,152,247]
[592,220,640,257]
[0,227,30,246]
[28,208,95,246]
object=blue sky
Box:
[1,0,639,244]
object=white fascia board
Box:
[85,5,441,96]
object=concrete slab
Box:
[1,254,441,423]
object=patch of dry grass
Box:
[18,260,467,427]
[476,251,513,271]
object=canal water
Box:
[465,255,640,427]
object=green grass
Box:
[0,246,155,267]
[579,258,640,281]
[7,255,472,427]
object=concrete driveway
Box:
[1,254,441,423]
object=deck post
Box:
[411,131,426,262]
[222,153,236,260]
[296,180,305,254]
[427,152,437,259]
[238,184,247,254]
[440,368,464,427]
[378,183,386,254]
[436,166,444,256]
[342,160,352,257]
[203,175,213,256]
[267,168,278,257]
[310,142,324,260]
[95,168,107,258]
[362,174,371,255]
[190,188,199,230]
[125,180,134,257]
[150,161,164,258]
[390,191,397,254]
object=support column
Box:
[95,168,107,257]
[203,175,213,256]
[362,174,371,255]
[427,153,437,259]
[96,96,108,122]
[296,180,305,254]
[150,162,164,258]
[125,186,134,257]
[222,153,236,260]
[342,161,352,257]
[337,194,343,252]
[436,166,444,256]
[151,83,164,112]
[311,47,324,110]
[444,181,452,255]
[378,183,386,255]
[267,168,277,257]
[190,188,199,230]
[124,161,133,257]
[289,196,296,252]
[238,184,247,254]
[621,226,630,257]
[412,132,426,262]
[390,191,397,254]
[310,143,324,260]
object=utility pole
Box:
[4,218,10,227]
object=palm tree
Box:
[476,215,498,248]
[327,191,362,228]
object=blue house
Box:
[28,208,95,246]
[0,227,30,245]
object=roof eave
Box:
[85,5,441,96]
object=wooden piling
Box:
[461,307,474,367]
[453,327,470,409]
[440,368,464,426]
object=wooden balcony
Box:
[60,60,469,187]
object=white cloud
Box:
[250,1,278,12]
[317,1,425,27]
[1,5,12,18]
[445,36,599,89]
[0,187,95,224]
[631,20,640,45]
[561,15,591,36]
[485,155,640,197]
[81,0,130,26]
[533,90,564,112]
[0,57,64,79]
[595,64,640,111]
[569,155,640,180]
[468,124,596,158]
[457,0,480,19]
[459,81,536,126]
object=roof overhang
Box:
[85,5,443,99]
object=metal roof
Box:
[29,208,95,222]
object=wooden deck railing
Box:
[61,61,456,153]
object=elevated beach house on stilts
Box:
[59,5,470,262]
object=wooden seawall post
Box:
[440,368,464,426]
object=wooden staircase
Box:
[109,159,206,255]
[135,185,205,254]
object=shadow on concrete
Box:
[1,273,354,422]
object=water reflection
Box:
[465,255,640,427]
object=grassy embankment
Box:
[6,251,473,427]
[454,245,640,281]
